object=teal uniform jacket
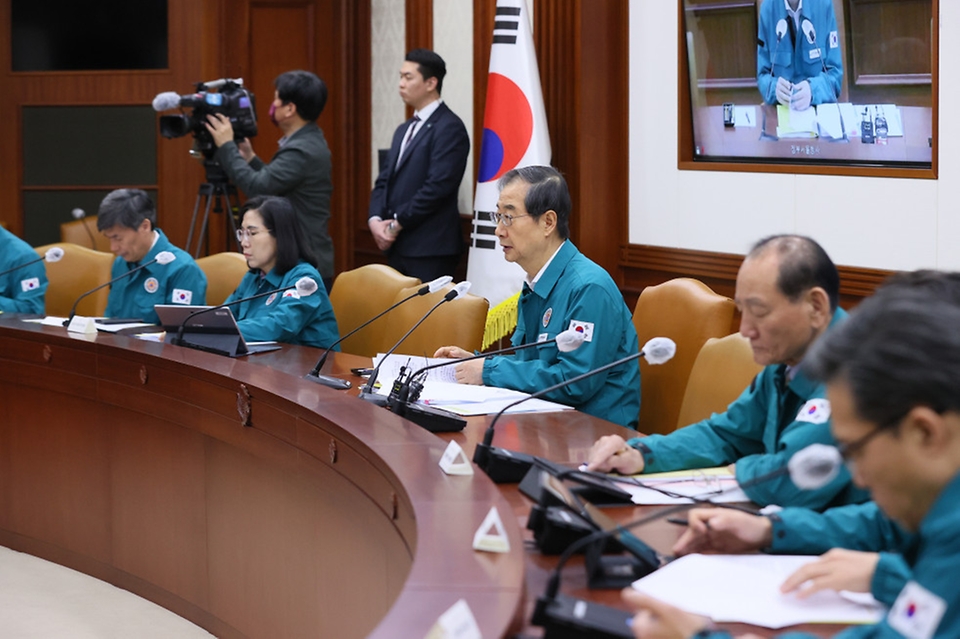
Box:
[0,226,48,314]
[757,0,842,106]
[769,501,912,606]
[629,309,870,510]
[105,230,207,325]
[481,241,641,429]
[704,472,960,639]
[224,262,339,349]
[216,123,335,279]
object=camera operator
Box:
[206,70,334,290]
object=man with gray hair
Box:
[587,235,867,510]
[97,188,207,324]
[435,166,641,429]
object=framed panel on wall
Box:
[678,0,937,178]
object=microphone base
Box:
[527,505,595,555]
[303,372,351,390]
[358,390,389,407]
[391,401,466,433]
[532,593,633,639]
[473,443,536,483]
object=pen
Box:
[666,517,689,526]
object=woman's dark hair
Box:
[240,195,316,274]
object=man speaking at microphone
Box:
[0,225,48,314]
[434,166,641,430]
[757,0,842,111]
[97,189,207,324]
[588,235,867,510]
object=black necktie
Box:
[398,115,421,163]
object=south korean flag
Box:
[20,277,40,292]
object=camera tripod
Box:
[185,162,242,258]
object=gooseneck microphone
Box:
[63,251,176,326]
[531,443,844,639]
[70,208,98,249]
[359,281,472,402]
[474,337,677,484]
[392,328,587,405]
[173,276,318,347]
[0,246,64,279]
[801,18,829,74]
[302,275,452,390]
[770,18,788,80]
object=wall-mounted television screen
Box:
[680,0,935,174]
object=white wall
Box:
[629,2,960,272]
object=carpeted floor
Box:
[0,546,215,638]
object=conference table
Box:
[0,316,843,638]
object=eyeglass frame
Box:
[236,226,268,243]
[488,210,532,227]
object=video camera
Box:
[153,78,257,161]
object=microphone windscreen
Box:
[801,19,816,43]
[296,277,319,296]
[448,281,471,300]
[776,19,787,39]
[45,247,65,263]
[71,208,86,220]
[641,337,676,365]
[788,443,842,490]
[556,329,586,353]
[155,251,177,265]
[152,91,181,112]
[427,275,454,293]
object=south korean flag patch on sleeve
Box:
[796,398,831,424]
[567,319,594,342]
[172,289,193,305]
[829,30,839,48]
[889,581,946,639]
[20,277,40,292]
[282,289,300,300]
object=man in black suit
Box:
[368,49,470,282]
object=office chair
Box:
[196,252,250,305]
[675,333,763,429]
[34,242,114,316]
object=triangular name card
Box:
[439,440,474,475]
[472,505,510,553]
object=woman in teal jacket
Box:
[225,195,339,349]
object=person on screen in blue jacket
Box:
[97,189,207,324]
[624,288,960,639]
[434,166,641,430]
[647,270,960,613]
[0,225,48,314]
[587,235,868,511]
[757,0,843,111]
[224,195,339,349]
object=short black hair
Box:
[748,235,839,312]
[240,195,316,275]
[405,48,447,94]
[802,286,960,427]
[498,166,572,240]
[97,189,156,231]
[274,70,328,122]
[879,269,960,306]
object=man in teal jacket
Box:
[97,189,207,324]
[0,225,48,314]
[435,166,641,430]
[588,235,867,510]
[626,287,960,639]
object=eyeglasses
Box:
[236,227,264,242]
[488,211,531,227]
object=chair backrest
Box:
[378,283,489,358]
[632,277,736,435]
[676,333,764,429]
[196,252,250,305]
[60,217,111,253]
[328,264,420,357]
[35,242,115,317]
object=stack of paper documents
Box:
[632,554,884,628]
[777,105,819,138]
[776,103,903,141]
[371,353,574,416]
[603,467,748,505]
